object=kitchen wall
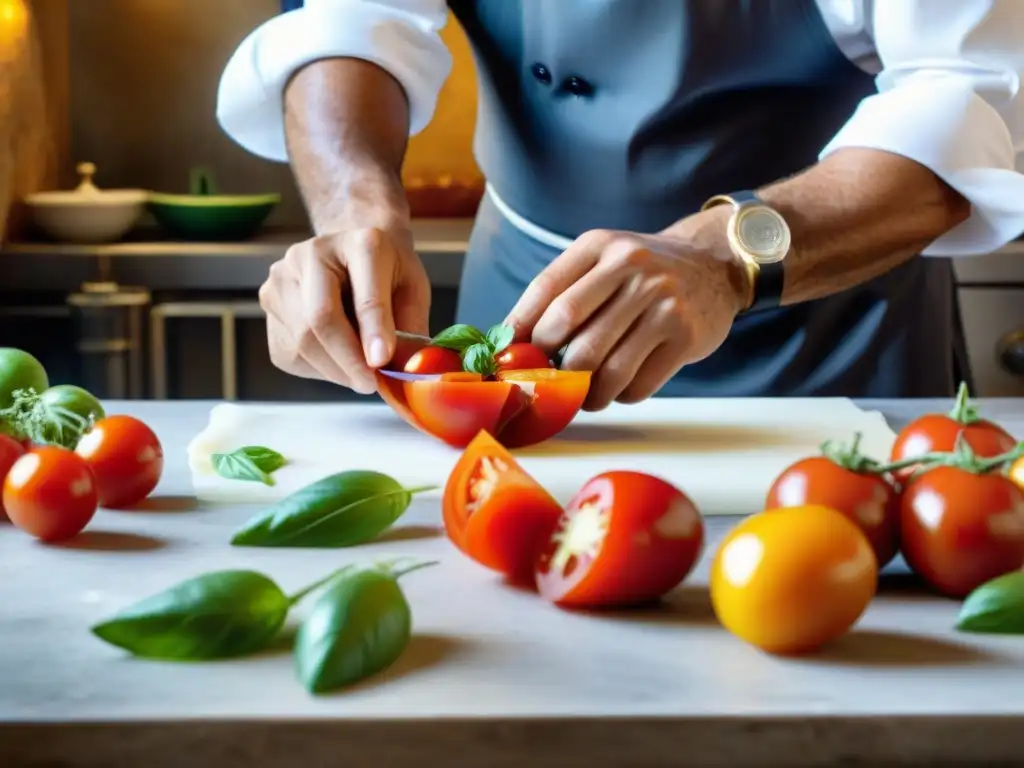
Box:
[65,0,482,228]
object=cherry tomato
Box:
[765,437,899,567]
[888,382,1015,483]
[75,415,164,508]
[376,365,590,449]
[900,466,1024,598]
[710,505,877,655]
[495,342,550,372]
[535,471,704,609]
[0,434,26,519]
[402,346,464,375]
[3,446,98,541]
[443,430,564,580]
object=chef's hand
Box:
[505,225,748,411]
[259,227,432,394]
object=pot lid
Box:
[23,162,148,206]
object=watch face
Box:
[735,206,790,264]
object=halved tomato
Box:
[442,430,563,580]
[376,363,590,449]
[535,471,704,609]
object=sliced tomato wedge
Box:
[442,430,564,580]
[375,358,590,449]
[535,471,705,609]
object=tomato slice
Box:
[442,430,563,580]
[375,364,591,449]
[535,471,704,608]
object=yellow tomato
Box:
[1010,456,1024,493]
[710,504,878,655]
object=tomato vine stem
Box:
[947,381,980,424]
[877,433,1024,478]
[819,432,883,474]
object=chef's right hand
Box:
[259,227,432,395]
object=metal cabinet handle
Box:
[997,329,1024,377]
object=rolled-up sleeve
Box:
[216,0,452,162]
[820,0,1024,256]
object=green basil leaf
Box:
[212,446,286,487]
[485,323,515,354]
[230,470,435,548]
[236,445,287,474]
[430,323,485,352]
[294,568,412,694]
[462,343,497,376]
[956,571,1024,634]
[90,570,290,660]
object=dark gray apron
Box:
[450,0,969,398]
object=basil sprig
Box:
[231,470,436,548]
[429,322,516,375]
[212,445,287,486]
[295,561,435,694]
[90,567,349,660]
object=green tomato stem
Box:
[947,380,980,424]
[876,436,1024,477]
[819,431,883,474]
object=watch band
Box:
[702,190,786,314]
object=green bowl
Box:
[148,192,281,241]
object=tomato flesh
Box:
[765,456,900,568]
[900,467,1024,598]
[0,434,26,519]
[496,342,551,372]
[535,471,704,608]
[710,505,877,655]
[375,363,590,449]
[442,430,563,580]
[889,414,1015,483]
[403,346,464,375]
[3,446,98,542]
[75,415,164,508]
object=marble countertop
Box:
[1,398,1023,768]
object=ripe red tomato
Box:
[402,345,464,375]
[75,415,164,508]
[376,364,590,449]
[495,342,550,371]
[900,466,1024,598]
[765,439,900,568]
[888,383,1015,483]
[0,434,25,519]
[535,471,704,609]
[443,430,564,580]
[3,446,98,541]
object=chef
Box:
[217,0,1024,410]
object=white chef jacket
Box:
[216,0,1024,257]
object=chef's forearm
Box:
[284,58,412,235]
[668,148,971,306]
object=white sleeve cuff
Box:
[820,74,1024,257]
[216,1,453,163]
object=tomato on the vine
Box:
[900,461,1024,599]
[496,342,551,372]
[442,430,563,581]
[0,433,25,519]
[3,446,98,542]
[765,433,900,567]
[710,505,877,655]
[402,346,464,375]
[888,382,1015,483]
[75,415,164,508]
[535,471,704,608]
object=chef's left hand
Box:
[505,225,748,411]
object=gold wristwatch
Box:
[701,190,791,313]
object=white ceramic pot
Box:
[23,162,148,244]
